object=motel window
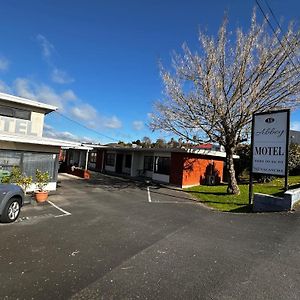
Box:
[89,152,97,163]
[0,105,31,120]
[125,154,132,168]
[0,150,58,181]
[23,153,57,180]
[106,153,115,166]
[154,156,170,175]
[0,150,22,172]
[144,156,153,171]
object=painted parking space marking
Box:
[147,186,152,203]
[47,200,72,217]
[147,187,195,204]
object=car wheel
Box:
[1,197,21,223]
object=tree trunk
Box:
[225,147,240,195]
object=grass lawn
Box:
[185,175,300,212]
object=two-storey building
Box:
[0,92,82,191]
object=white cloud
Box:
[43,124,54,131]
[81,136,99,143]
[132,120,144,131]
[14,78,37,100]
[70,102,122,129]
[37,34,55,59]
[71,104,97,121]
[103,116,122,129]
[43,123,99,143]
[0,57,9,71]
[0,80,11,93]
[2,76,123,137]
[61,89,77,101]
[14,78,77,111]
[147,112,154,119]
[37,35,74,85]
[291,121,300,131]
[43,123,79,141]
[12,78,122,129]
[51,68,74,84]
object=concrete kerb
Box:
[58,173,86,180]
[284,188,300,208]
[253,187,300,212]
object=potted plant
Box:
[1,166,33,193]
[18,176,33,194]
[1,167,33,203]
[35,169,50,203]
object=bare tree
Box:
[150,11,300,194]
[142,136,152,148]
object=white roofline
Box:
[81,143,106,148]
[61,145,94,150]
[93,146,240,159]
[0,92,57,113]
[186,148,239,159]
[0,133,81,147]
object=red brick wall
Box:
[170,152,224,187]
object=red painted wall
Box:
[170,152,224,187]
[170,153,184,186]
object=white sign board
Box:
[0,116,37,136]
[252,110,289,176]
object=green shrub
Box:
[35,169,50,191]
[1,166,32,193]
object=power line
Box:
[263,0,300,68]
[255,0,300,73]
[54,110,119,142]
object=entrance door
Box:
[116,154,123,173]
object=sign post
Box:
[249,109,290,204]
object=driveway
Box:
[0,173,300,299]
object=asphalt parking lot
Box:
[1,173,300,299]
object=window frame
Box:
[89,152,97,163]
[0,105,31,121]
[105,153,115,167]
[144,156,154,171]
[154,156,170,175]
[0,150,58,181]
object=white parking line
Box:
[147,186,152,203]
[47,200,72,218]
[147,187,196,205]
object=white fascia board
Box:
[81,143,107,148]
[61,145,94,150]
[0,133,81,147]
[186,148,239,159]
[0,92,58,113]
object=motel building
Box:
[66,145,237,188]
[0,92,87,191]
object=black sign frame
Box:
[248,109,290,205]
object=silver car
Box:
[0,184,24,223]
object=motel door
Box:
[116,154,123,173]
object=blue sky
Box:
[0,0,300,144]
